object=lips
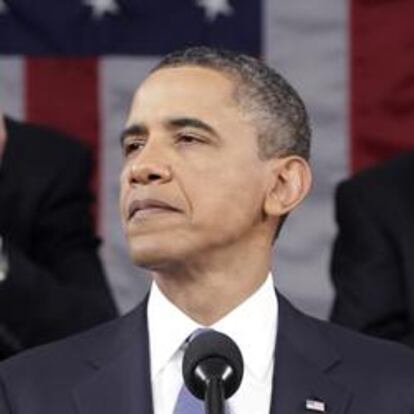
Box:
[127,198,181,220]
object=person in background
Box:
[331,152,414,347]
[0,109,117,360]
[1,47,414,414]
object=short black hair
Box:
[152,46,311,161]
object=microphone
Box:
[182,330,244,414]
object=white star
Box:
[0,0,8,15]
[196,0,233,23]
[84,0,119,19]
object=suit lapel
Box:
[73,298,153,414]
[270,295,353,414]
[71,291,353,414]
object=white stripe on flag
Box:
[265,0,349,318]
[0,57,24,119]
[100,57,159,313]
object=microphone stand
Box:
[204,377,225,414]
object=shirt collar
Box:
[148,282,201,379]
[147,273,278,381]
[212,274,277,380]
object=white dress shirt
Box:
[147,274,278,414]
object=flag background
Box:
[0,0,413,318]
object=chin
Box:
[125,227,232,269]
[127,239,189,271]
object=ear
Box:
[264,155,312,217]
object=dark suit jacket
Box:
[330,152,414,346]
[1,293,414,413]
[0,117,117,359]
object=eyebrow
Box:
[119,123,148,146]
[119,117,218,146]
[166,117,218,137]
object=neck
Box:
[151,238,273,326]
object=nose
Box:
[128,155,172,186]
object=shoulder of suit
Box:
[309,314,414,378]
[0,302,144,383]
[280,295,414,382]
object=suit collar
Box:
[270,293,353,413]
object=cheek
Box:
[187,169,266,226]
[118,175,129,226]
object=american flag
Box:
[0,0,413,317]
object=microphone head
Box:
[182,330,244,400]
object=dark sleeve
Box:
[0,374,12,414]
[329,182,413,345]
[0,140,117,352]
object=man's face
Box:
[119,66,273,268]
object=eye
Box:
[123,139,145,156]
[177,133,205,145]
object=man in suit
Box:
[330,152,414,347]
[1,47,414,413]
[0,111,117,359]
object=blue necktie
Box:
[173,382,205,414]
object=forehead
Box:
[128,66,240,120]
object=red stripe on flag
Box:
[351,0,414,172]
[25,57,100,226]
